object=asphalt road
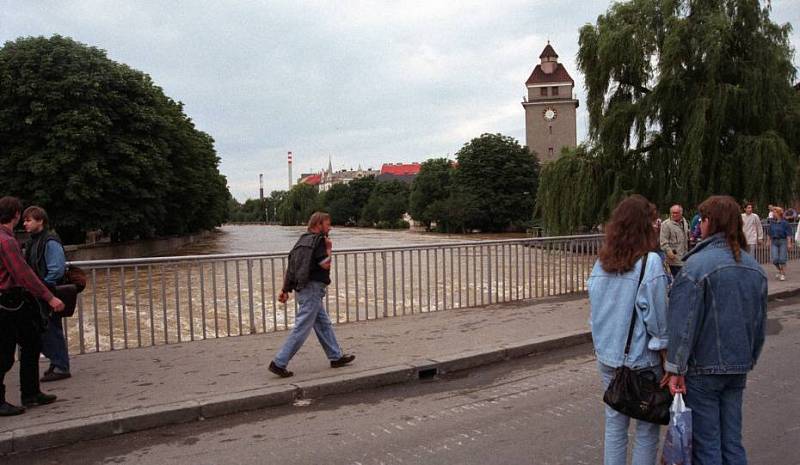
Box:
[8,295,800,465]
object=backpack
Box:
[283,233,323,292]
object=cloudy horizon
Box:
[2,1,798,201]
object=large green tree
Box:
[538,0,799,234]
[0,35,230,242]
[409,158,454,229]
[361,180,410,228]
[453,133,539,232]
[278,183,320,226]
[321,183,358,225]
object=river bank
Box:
[65,231,215,261]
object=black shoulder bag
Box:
[602,254,671,425]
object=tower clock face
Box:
[543,107,557,122]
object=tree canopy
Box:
[537,0,800,234]
[409,158,454,229]
[453,133,539,232]
[0,35,230,243]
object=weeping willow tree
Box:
[538,0,800,234]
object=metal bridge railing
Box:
[64,235,604,354]
[61,225,796,355]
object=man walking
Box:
[741,202,764,251]
[268,212,354,377]
[0,197,64,415]
[23,206,71,382]
[660,204,690,277]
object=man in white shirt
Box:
[741,202,763,250]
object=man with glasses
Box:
[660,204,690,277]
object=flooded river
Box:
[174,225,529,256]
[64,226,599,355]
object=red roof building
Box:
[380,163,421,176]
[299,173,321,186]
[521,43,579,163]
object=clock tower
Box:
[522,43,579,163]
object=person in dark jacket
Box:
[0,197,63,416]
[268,212,354,377]
[664,195,767,465]
[23,206,71,381]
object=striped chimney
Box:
[288,151,293,189]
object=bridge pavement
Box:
[0,261,798,455]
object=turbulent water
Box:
[174,225,529,255]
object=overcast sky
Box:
[2,1,798,201]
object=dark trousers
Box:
[41,312,70,371]
[0,306,43,403]
[669,265,683,278]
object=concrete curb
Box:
[0,329,593,455]
[1,286,795,455]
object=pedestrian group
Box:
[589,195,787,465]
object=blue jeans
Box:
[274,281,342,368]
[770,238,788,266]
[686,374,748,465]
[41,312,70,372]
[598,362,662,465]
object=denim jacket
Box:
[665,233,767,376]
[588,252,669,369]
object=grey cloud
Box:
[2,0,797,201]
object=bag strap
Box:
[623,253,649,357]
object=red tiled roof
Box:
[525,63,574,85]
[300,174,321,185]
[539,44,558,59]
[380,163,421,176]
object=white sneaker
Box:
[780,274,786,281]
[776,273,781,278]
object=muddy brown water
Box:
[64,226,599,354]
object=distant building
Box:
[298,173,322,186]
[521,42,579,163]
[377,162,422,184]
[299,157,378,191]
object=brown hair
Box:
[22,205,49,228]
[773,207,784,219]
[698,195,748,261]
[598,195,658,273]
[0,196,23,225]
[307,211,331,232]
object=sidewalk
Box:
[1,262,798,454]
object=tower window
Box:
[551,86,559,96]
[540,87,548,96]
[549,126,553,135]
[548,147,554,157]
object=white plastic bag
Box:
[660,393,692,465]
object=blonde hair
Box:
[307,212,331,231]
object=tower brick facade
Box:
[522,43,579,163]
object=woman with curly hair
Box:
[588,195,669,465]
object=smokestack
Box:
[288,151,293,189]
[259,173,265,222]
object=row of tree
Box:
[231,133,541,233]
[0,35,230,243]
